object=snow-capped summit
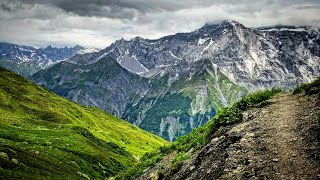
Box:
[0,42,97,76]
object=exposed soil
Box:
[139,93,320,180]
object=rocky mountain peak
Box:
[221,20,244,26]
[132,36,144,41]
[198,20,245,33]
[30,20,320,141]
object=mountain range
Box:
[1,20,320,142]
[0,42,98,76]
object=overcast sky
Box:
[0,0,320,48]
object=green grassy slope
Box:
[0,67,168,179]
[293,77,320,95]
[293,77,320,123]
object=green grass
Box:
[0,67,168,179]
[293,77,320,95]
[118,88,281,179]
[294,77,320,125]
[205,69,248,110]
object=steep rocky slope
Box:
[31,20,320,141]
[0,42,98,76]
[0,67,167,179]
[133,82,320,179]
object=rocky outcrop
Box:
[138,93,320,179]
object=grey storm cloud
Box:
[9,0,320,19]
[0,0,319,48]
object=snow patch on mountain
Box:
[77,48,100,54]
[118,54,149,74]
[197,38,210,46]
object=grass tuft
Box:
[293,77,320,95]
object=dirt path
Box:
[259,93,319,179]
[219,93,320,179]
[139,93,320,180]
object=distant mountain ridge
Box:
[0,42,99,76]
[31,20,320,141]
